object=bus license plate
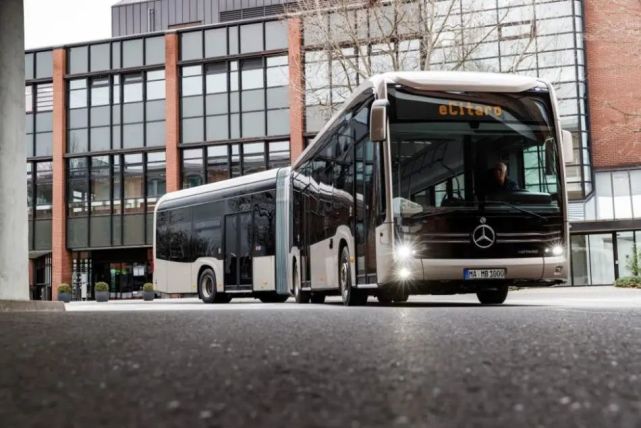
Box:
[464,268,506,280]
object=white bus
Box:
[153,169,291,303]
[154,71,572,305]
[287,71,572,305]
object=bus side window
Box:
[156,211,169,260]
[168,207,192,262]
[192,202,223,259]
[253,191,276,257]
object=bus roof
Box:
[156,167,285,210]
[294,71,548,168]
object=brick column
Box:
[584,0,641,168]
[288,17,305,163]
[51,48,72,298]
[165,33,181,192]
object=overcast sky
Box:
[25,0,118,49]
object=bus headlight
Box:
[398,267,411,280]
[396,243,415,260]
[551,245,563,256]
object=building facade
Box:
[25,0,641,299]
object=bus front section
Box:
[380,84,569,301]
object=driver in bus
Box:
[487,161,518,194]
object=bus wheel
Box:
[214,294,232,304]
[293,263,310,304]
[393,292,409,303]
[339,247,367,306]
[259,293,288,303]
[310,293,325,304]
[377,290,394,305]
[476,285,508,305]
[198,268,217,304]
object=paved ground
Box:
[2,286,641,427]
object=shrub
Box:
[143,283,154,292]
[614,276,641,288]
[58,283,72,294]
[95,282,109,292]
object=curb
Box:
[0,300,66,312]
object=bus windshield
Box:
[388,87,562,221]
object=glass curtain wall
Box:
[64,36,167,250]
[66,152,166,249]
[178,20,290,190]
[25,50,54,252]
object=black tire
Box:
[477,285,508,305]
[378,289,408,305]
[259,293,289,303]
[214,294,232,304]
[198,268,217,304]
[377,290,394,305]
[293,261,310,304]
[310,293,326,304]
[339,246,367,306]
[393,293,409,303]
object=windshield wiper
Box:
[482,200,548,221]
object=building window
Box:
[68,158,89,217]
[146,152,166,211]
[26,83,54,158]
[35,162,53,218]
[180,55,289,144]
[91,156,111,214]
[68,69,164,153]
[181,141,290,189]
[268,141,290,168]
[181,31,203,61]
[207,145,228,183]
[124,154,144,213]
[123,38,144,69]
[35,50,53,79]
[182,149,205,188]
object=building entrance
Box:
[72,248,152,300]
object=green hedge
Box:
[95,282,109,292]
[58,283,72,294]
[614,276,641,288]
[143,283,154,292]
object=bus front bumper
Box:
[392,256,568,284]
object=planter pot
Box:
[95,291,109,302]
[58,292,71,303]
[143,290,155,301]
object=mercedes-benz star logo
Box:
[472,223,496,249]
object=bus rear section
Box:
[153,168,291,303]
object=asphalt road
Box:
[2,287,641,427]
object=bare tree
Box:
[286,0,546,125]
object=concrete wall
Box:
[0,0,29,300]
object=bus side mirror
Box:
[561,130,574,163]
[370,100,388,142]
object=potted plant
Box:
[58,283,72,303]
[95,282,109,302]
[143,283,155,301]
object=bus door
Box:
[224,212,253,290]
[354,139,379,284]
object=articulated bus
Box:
[154,71,573,305]
[153,169,291,303]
